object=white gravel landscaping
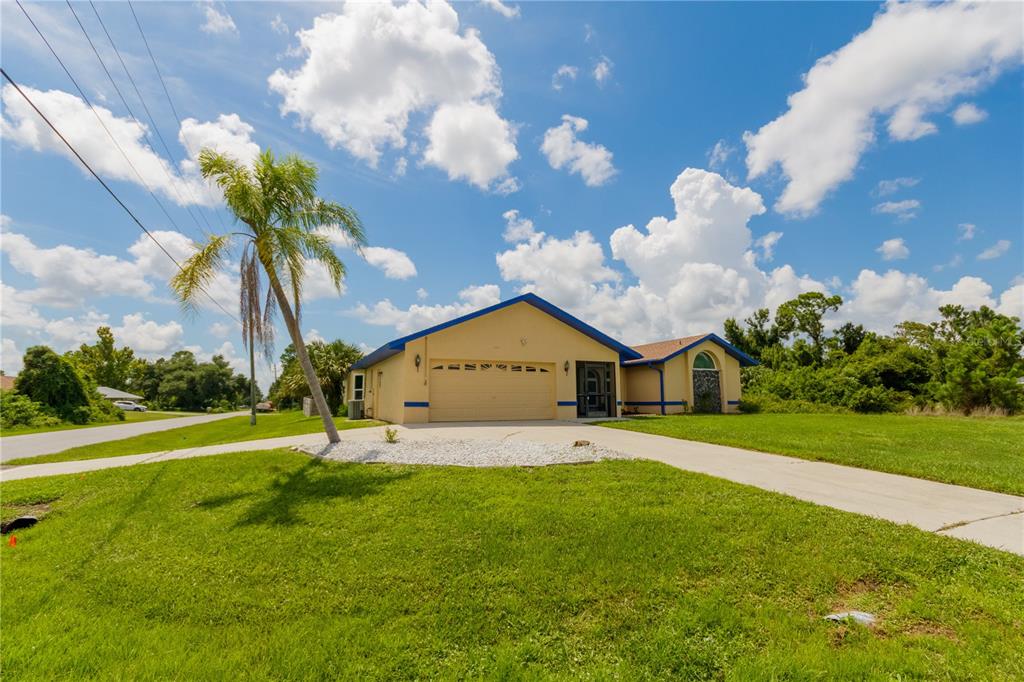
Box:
[297,437,632,467]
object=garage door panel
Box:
[429,360,555,421]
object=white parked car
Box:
[113,400,147,412]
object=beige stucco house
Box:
[348,293,756,424]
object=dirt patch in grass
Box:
[1,500,56,530]
[904,621,959,641]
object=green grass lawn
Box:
[601,413,1024,496]
[2,452,1022,679]
[0,409,201,437]
[6,411,382,465]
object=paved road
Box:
[2,421,1021,556]
[0,411,246,462]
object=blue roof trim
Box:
[622,333,758,368]
[352,293,642,370]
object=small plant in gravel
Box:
[383,427,399,444]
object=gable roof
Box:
[0,375,15,391]
[623,333,758,367]
[351,292,643,370]
[97,386,144,400]
[629,335,709,363]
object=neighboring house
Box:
[96,386,144,401]
[0,375,15,392]
[348,293,756,424]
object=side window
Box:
[353,374,364,400]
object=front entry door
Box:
[576,362,615,418]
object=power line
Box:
[1,67,241,325]
[14,0,194,242]
[65,0,206,241]
[128,0,226,232]
[89,0,214,236]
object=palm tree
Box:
[171,149,364,443]
[276,339,363,416]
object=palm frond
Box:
[169,234,231,317]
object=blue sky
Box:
[2,0,1022,389]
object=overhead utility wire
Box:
[88,0,214,236]
[0,67,241,325]
[128,0,226,232]
[15,0,194,242]
[65,0,205,241]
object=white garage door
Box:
[429,360,555,422]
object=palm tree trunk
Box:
[263,267,341,443]
[249,320,257,427]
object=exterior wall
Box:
[363,351,405,423]
[622,340,744,414]
[622,364,669,414]
[346,301,625,423]
[423,302,622,421]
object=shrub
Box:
[0,391,61,430]
[738,395,849,414]
[16,346,92,421]
[384,427,399,444]
[844,385,902,413]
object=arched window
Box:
[693,351,717,370]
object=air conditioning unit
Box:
[348,399,364,420]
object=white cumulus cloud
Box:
[423,101,519,190]
[977,240,1010,260]
[951,102,988,125]
[501,209,537,243]
[874,176,919,196]
[267,1,517,190]
[873,199,920,222]
[877,237,910,261]
[551,65,578,91]
[541,115,617,187]
[352,284,501,335]
[363,247,418,280]
[200,3,237,35]
[744,1,1023,216]
[480,0,519,19]
[1,84,258,208]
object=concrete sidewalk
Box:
[2,421,1021,556]
[0,411,246,462]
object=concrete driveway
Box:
[0,411,246,462]
[2,420,1021,556]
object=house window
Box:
[353,374,364,400]
[693,351,716,370]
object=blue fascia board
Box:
[404,401,429,408]
[556,400,577,406]
[352,292,641,371]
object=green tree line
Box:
[1,326,263,431]
[725,293,1024,414]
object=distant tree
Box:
[724,308,785,363]
[775,292,843,364]
[15,346,93,423]
[274,340,362,415]
[65,326,136,390]
[832,322,868,357]
[926,306,1024,412]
